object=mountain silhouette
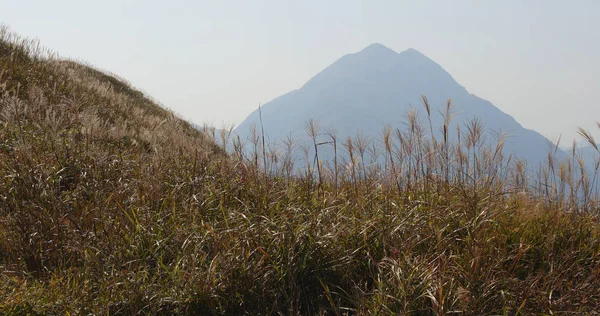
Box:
[235,44,565,167]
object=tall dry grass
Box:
[1,26,600,314]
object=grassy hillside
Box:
[1,26,600,315]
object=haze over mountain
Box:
[236,43,566,167]
[574,143,600,172]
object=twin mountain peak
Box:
[235,44,563,165]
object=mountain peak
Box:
[236,43,564,167]
[398,48,435,64]
[356,45,436,67]
[401,47,425,56]
[353,43,400,61]
[360,43,397,54]
[355,43,398,59]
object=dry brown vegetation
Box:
[1,26,600,315]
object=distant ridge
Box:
[236,44,565,166]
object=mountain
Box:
[235,43,565,167]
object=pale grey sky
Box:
[1,0,599,143]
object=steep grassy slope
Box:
[0,28,229,314]
[1,27,600,315]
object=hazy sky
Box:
[1,0,599,143]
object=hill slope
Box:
[236,44,565,167]
[0,27,229,313]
